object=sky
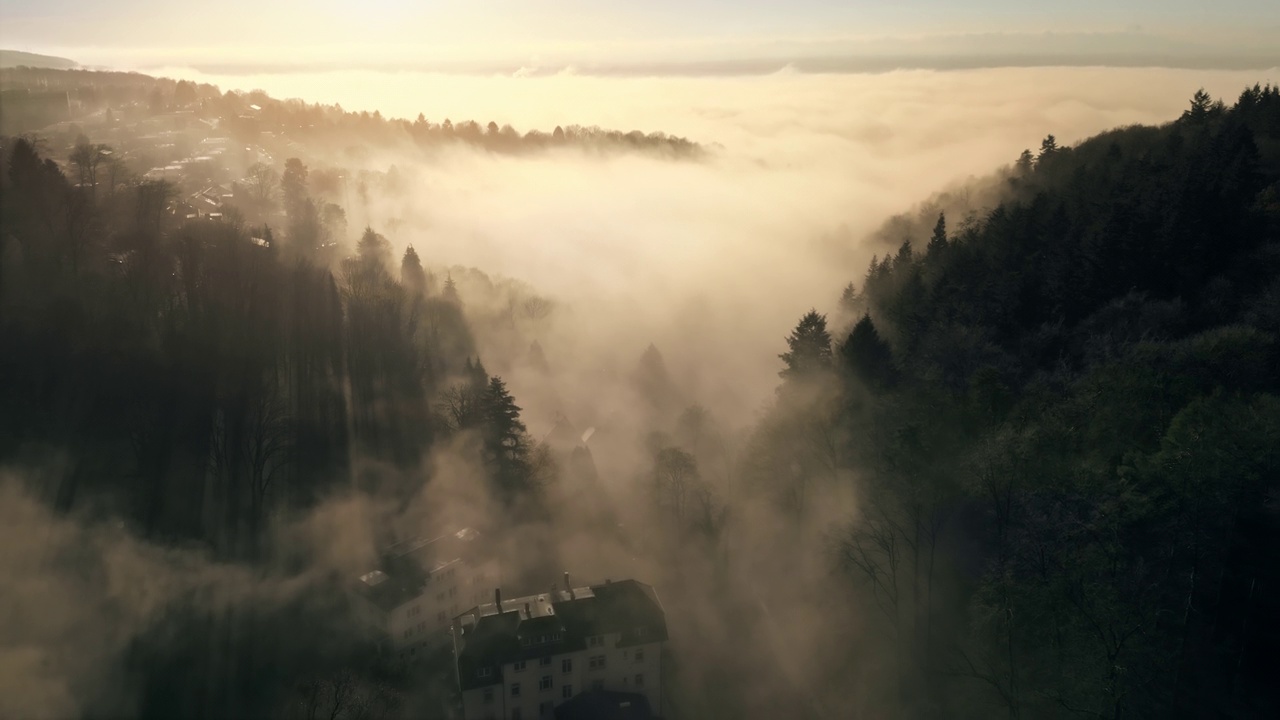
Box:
[2,0,1278,71]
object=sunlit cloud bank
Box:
[162,66,1280,425]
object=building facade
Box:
[453,578,667,720]
[353,528,500,662]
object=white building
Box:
[352,528,499,662]
[453,577,666,720]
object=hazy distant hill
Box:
[0,50,77,70]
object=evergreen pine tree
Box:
[927,212,948,256]
[1016,149,1034,176]
[779,310,833,381]
[1038,134,1058,160]
[443,273,460,304]
[840,314,895,388]
[839,283,859,314]
[401,245,426,296]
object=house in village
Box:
[453,577,667,720]
[352,528,500,662]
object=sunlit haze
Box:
[4,1,1279,69]
[3,2,1280,719]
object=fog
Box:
[4,60,1279,719]
[159,65,1277,425]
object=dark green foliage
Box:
[778,310,833,381]
[840,314,895,388]
[926,212,947,256]
[400,244,426,297]
[0,131,558,716]
[811,87,1280,718]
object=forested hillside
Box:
[0,66,701,156]
[753,85,1280,717]
[0,122,558,714]
[0,132,555,545]
[4,79,1280,720]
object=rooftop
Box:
[454,579,667,691]
[353,527,483,613]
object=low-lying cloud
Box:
[159,66,1272,430]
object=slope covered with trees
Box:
[754,85,1280,718]
[0,126,557,715]
[5,76,1280,720]
[0,66,702,157]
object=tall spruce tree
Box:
[779,310,833,381]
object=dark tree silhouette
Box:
[778,310,832,381]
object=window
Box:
[636,627,648,639]
[562,685,573,699]
[418,622,426,631]
[588,655,606,670]
[449,587,457,598]
[634,649,644,662]
[539,701,554,717]
[539,675,553,691]
[635,673,644,687]
[437,593,445,602]
[483,688,494,704]
[588,635,603,648]
[561,658,572,673]
[510,682,521,697]
[590,680,604,692]
[513,660,526,672]
[511,710,521,720]
[539,656,551,667]
[477,667,492,679]
[437,611,447,622]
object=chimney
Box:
[564,572,574,599]
[495,588,502,612]
[524,602,531,618]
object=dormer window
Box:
[477,666,493,679]
[636,627,648,639]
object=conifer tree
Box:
[839,283,859,314]
[1016,149,1034,176]
[443,273,460,304]
[779,310,833,381]
[840,313,894,388]
[927,212,947,256]
[1038,134,1058,160]
[401,245,426,296]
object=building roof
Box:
[454,579,667,691]
[554,691,653,720]
[357,568,427,613]
[353,527,483,613]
